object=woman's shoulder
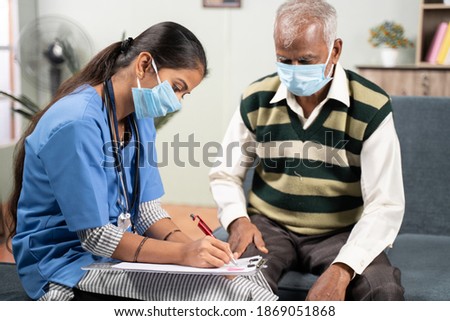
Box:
[46,85,104,123]
[29,86,107,151]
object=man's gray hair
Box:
[274,0,337,49]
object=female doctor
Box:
[7,21,276,301]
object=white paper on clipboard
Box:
[82,255,267,276]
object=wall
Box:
[0,0,37,203]
[18,0,420,207]
[0,143,15,203]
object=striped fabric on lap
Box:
[76,270,278,301]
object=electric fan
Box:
[15,15,94,97]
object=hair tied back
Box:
[120,37,134,54]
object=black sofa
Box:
[1,96,449,301]
[214,95,450,301]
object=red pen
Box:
[190,213,237,265]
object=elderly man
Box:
[209,0,405,300]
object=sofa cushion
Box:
[391,96,450,235]
[277,271,317,300]
[0,263,30,300]
[388,233,450,301]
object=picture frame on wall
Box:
[203,0,241,8]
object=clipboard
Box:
[82,255,267,276]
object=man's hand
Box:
[306,263,353,301]
[227,217,268,257]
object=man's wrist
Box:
[228,216,250,233]
[219,204,249,231]
[332,262,354,281]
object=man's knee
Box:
[371,280,405,300]
[348,266,404,301]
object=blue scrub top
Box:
[12,85,164,299]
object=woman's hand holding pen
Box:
[228,217,268,258]
[180,236,237,268]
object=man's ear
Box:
[331,38,343,64]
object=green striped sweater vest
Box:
[240,70,392,235]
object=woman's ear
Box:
[135,52,153,79]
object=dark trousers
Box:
[243,214,404,301]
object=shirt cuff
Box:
[77,223,124,258]
[332,244,371,275]
[219,202,250,231]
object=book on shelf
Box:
[436,22,450,65]
[424,21,448,64]
[445,48,450,65]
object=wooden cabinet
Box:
[357,65,450,96]
[416,0,450,65]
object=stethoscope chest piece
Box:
[118,212,132,232]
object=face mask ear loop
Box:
[136,78,142,89]
[324,42,335,78]
[326,64,335,78]
[151,59,162,84]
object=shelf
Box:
[356,66,450,96]
[416,62,450,68]
[357,64,450,70]
[416,0,450,66]
[423,4,450,10]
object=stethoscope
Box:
[103,79,140,232]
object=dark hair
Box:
[5,21,208,250]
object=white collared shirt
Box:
[209,64,405,275]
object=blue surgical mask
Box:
[276,47,334,97]
[132,59,181,119]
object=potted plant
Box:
[369,21,414,67]
[0,91,41,120]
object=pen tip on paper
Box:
[190,213,195,220]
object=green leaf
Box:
[0,90,41,117]
[12,108,34,120]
